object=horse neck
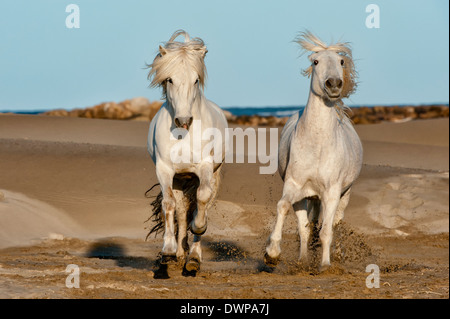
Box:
[193,92,207,119]
[299,90,341,136]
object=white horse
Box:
[265,31,363,271]
[146,30,227,274]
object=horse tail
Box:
[144,174,200,240]
[145,183,164,240]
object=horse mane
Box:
[295,30,358,99]
[147,30,208,98]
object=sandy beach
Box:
[0,114,448,299]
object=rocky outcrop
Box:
[231,115,289,127]
[349,105,449,125]
[40,99,448,126]
[227,105,449,126]
[42,97,163,121]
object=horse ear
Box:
[200,47,208,58]
[159,45,167,56]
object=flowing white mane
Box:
[295,30,358,99]
[147,30,208,97]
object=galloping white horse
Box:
[147,30,227,274]
[265,31,363,271]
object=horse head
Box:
[297,31,357,103]
[147,30,208,131]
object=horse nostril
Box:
[325,78,342,89]
[175,117,193,129]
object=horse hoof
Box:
[264,252,279,268]
[319,264,331,273]
[183,258,200,277]
[185,258,200,272]
[161,254,178,265]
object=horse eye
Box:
[340,59,344,66]
[313,60,319,65]
[194,78,199,84]
[166,78,173,84]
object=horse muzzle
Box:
[324,77,343,99]
[174,116,193,130]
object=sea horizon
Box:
[1,103,449,118]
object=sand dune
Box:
[0,190,86,248]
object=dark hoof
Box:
[161,254,178,265]
[264,252,279,268]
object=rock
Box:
[278,117,289,126]
[257,116,268,126]
[222,110,236,122]
[148,101,163,121]
[42,109,69,117]
[41,98,163,121]
[39,101,448,125]
[248,115,261,126]
[265,116,279,126]
[103,102,134,119]
[48,233,64,240]
[68,109,83,117]
[403,106,417,119]
[121,97,151,114]
[351,115,364,125]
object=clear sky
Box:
[0,0,448,111]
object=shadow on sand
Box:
[85,241,156,271]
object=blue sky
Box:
[0,0,448,111]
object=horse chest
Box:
[289,136,351,193]
[294,136,347,167]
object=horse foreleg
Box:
[293,199,309,263]
[185,235,202,273]
[334,187,351,226]
[319,186,341,271]
[265,179,300,266]
[265,177,307,267]
[264,196,290,267]
[190,163,214,235]
[156,165,177,262]
[173,189,189,261]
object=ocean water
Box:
[223,106,304,118]
[4,104,448,118]
[223,104,449,118]
[2,110,47,115]
[5,106,306,117]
